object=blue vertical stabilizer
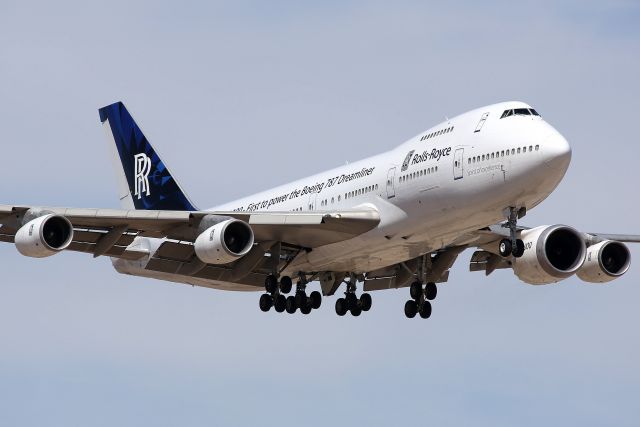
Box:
[99,102,197,211]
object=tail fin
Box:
[99,102,197,211]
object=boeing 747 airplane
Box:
[1,101,637,319]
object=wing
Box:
[0,204,380,258]
[0,205,380,259]
[362,222,640,292]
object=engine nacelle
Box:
[194,219,254,264]
[577,240,630,283]
[15,214,74,258]
[513,225,586,285]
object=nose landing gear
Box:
[500,207,526,258]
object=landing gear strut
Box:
[405,280,435,319]
[500,207,526,258]
[260,273,321,315]
[335,275,372,317]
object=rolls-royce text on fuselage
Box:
[1,101,637,319]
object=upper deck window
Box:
[500,108,541,119]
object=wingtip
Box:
[98,101,125,123]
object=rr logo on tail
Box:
[134,153,152,199]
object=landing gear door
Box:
[386,167,396,199]
[453,148,464,180]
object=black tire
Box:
[280,276,293,294]
[310,291,322,309]
[300,304,312,315]
[286,296,297,314]
[425,282,437,301]
[335,298,348,316]
[274,294,286,313]
[409,281,423,300]
[295,292,307,309]
[419,301,432,319]
[404,300,418,318]
[360,293,372,311]
[345,293,358,309]
[351,307,362,317]
[259,294,273,312]
[499,239,512,257]
[513,239,525,258]
[265,275,278,294]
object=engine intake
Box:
[15,214,74,258]
[577,240,631,283]
[194,219,254,264]
[513,225,586,285]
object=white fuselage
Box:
[114,101,572,290]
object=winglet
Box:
[99,102,198,211]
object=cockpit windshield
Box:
[500,108,540,119]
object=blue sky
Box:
[0,1,639,426]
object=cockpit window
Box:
[500,108,541,119]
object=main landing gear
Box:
[335,276,372,317]
[404,281,436,319]
[499,207,526,258]
[259,274,321,315]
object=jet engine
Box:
[512,225,586,285]
[194,219,254,264]
[576,240,630,283]
[14,214,74,258]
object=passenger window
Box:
[511,149,515,155]
[491,153,494,159]
[529,146,533,152]
[535,145,539,151]
[517,148,521,154]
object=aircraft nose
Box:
[544,130,572,172]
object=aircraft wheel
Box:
[345,293,358,309]
[513,239,525,258]
[274,294,286,313]
[264,275,278,294]
[419,301,432,319]
[409,281,423,300]
[295,292,307,308]
[286,296,297,313]
[335,298,348,316]
[351,307,362,317]
[404,300,418,318]
[499,239,512,257]
[360,293,372,311]
[259,294,273,312]
[310,291,322,309]
[425,282,437,301]
[280,276,293,294]
[300,304,312,315]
